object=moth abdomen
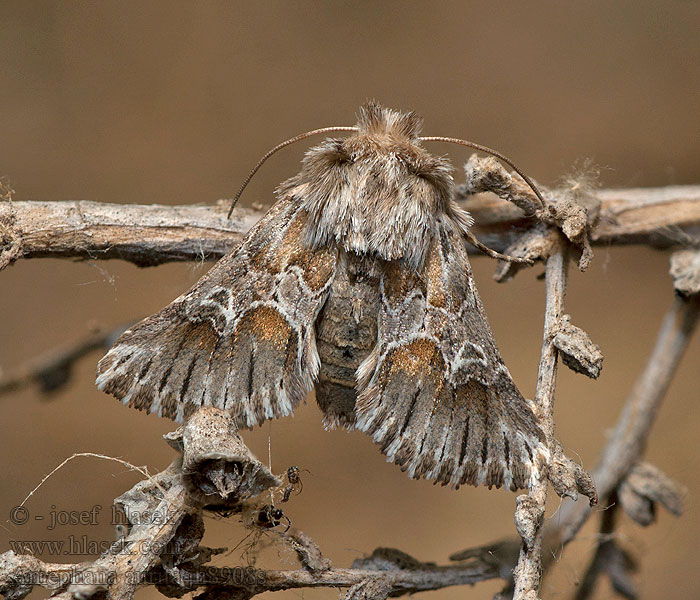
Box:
[315,251,380,428]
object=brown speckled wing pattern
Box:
[96,195,337,427]
[354,220,547,489]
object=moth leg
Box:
[464,229,533,264]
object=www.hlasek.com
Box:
[10,536,179,557]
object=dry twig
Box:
[458,258,698,598]
[512,238,569,600]
[1,184,699,270]
[550,290,700,550]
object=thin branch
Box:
[0,200,259,268]
[0,551,500,599]
[163,555,500,596]
[449,269,700,596]
[1,185,700,269]
[0,324,130,396]
[2,179,699,600]
[462,185,700,252]
[461,157,700,267]
[548,292,700,549]
[513,237,570,599]
[573,498,638,600]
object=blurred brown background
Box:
[1,2,699,599]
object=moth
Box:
[96,102,548,491]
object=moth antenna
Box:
[228,126,359,218]
[420,136,547,211]
[463,228,533,264]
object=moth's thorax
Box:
[279,103,472,269]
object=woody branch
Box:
[1,184,700,269]
[542,290,699,599]
[4,290,693,600]
[447,268,699,600]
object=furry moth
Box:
[96,102,548,490]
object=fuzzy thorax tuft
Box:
[278,102,472,269]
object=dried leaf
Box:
[669,249,700,296]
[553,315,604,378]
[618,462,684,526]
[462,155,602,284]
[494,223,558,282]
[540,169,601,271]
[166,407,280,500]
[548,442,598,505]
[463,155,539,217]
[514,495,544,550]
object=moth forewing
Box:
[353,219,547,490]
[96,197,337,427]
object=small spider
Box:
[255,504,292,532]
[280,465,304,503]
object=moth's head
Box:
[233,102,544,267]
[354,101,424,142]
[287,102,470,269]
[305,101,455,199]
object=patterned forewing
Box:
[96,196,337,427]
[355,220,546,489]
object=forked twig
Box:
[0,410,503,600]
[448,278,700,598]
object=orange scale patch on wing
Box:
[388,338,445,381]
[235,305,295,351]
